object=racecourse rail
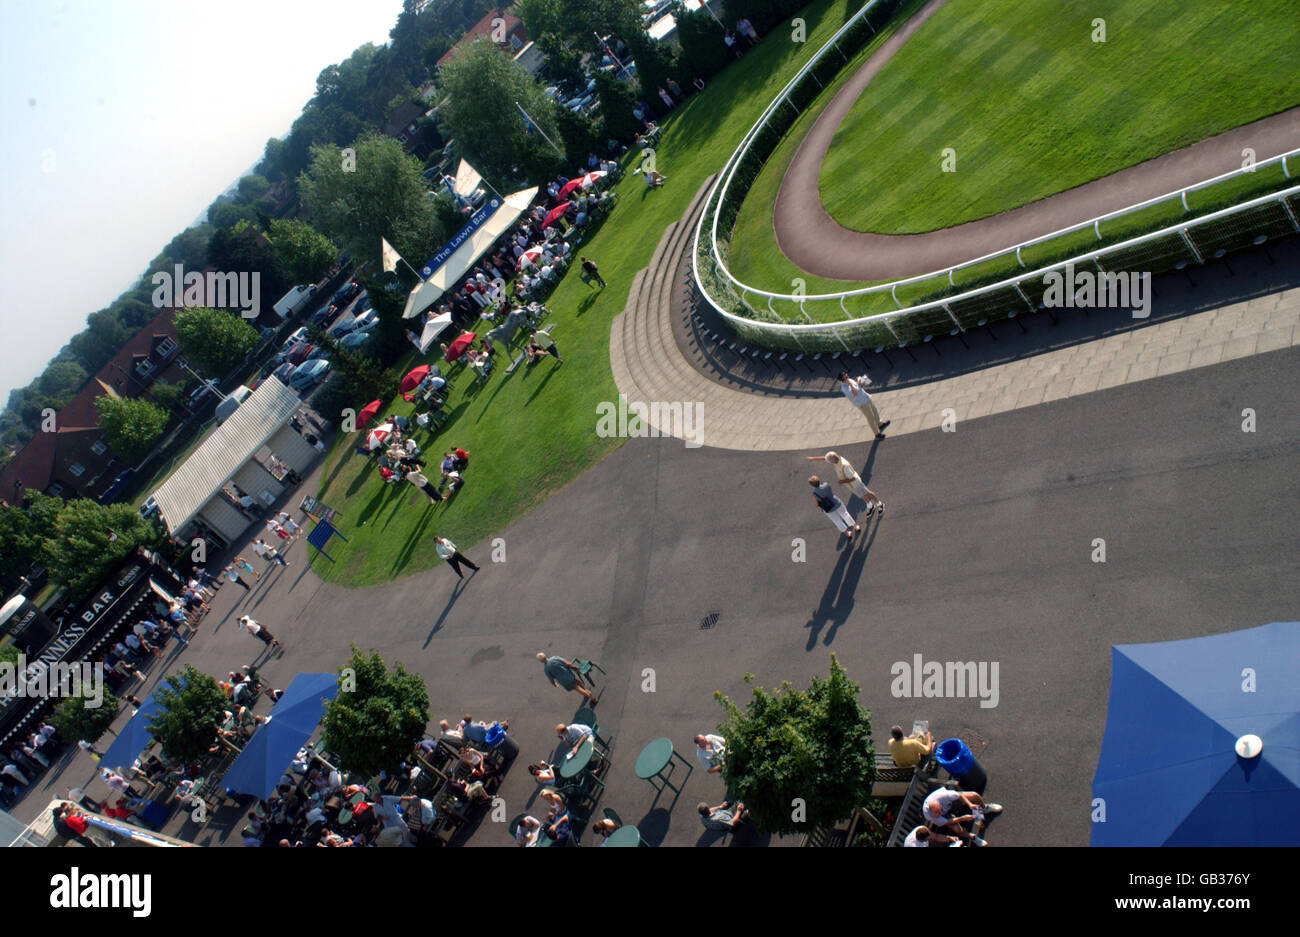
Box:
[692,0,1300,353]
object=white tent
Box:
[410,312,455,354]
[402,186,539,319]
[453,159,483,199]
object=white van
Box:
[273,284,318,319]
[214,385,252,424]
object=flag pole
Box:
[515,101,565,160]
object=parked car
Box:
[329,307,378,338]
[281,326,309,350]
[331,280,362,306]
[139,496,159,520]
[339,330,372,351]
[288,358,330,393]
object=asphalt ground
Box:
[12,340,1296,847]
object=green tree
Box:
[321,646,429,778]
[147,665,230,762]
[594,70,639,141]
[147,378,192,416]
[93,395,169,461]
[43,501,161,598]
[37,361,88,400]
[267,218,337,285]
[52,690,121,744]
[0,503,42,593]
[715,655,876,836]
[174,307,259,379]
[436,39,564,184]
[236,174,271,202]
[298,133,442,270]
[207,199,259,231]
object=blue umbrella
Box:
[99,678,185,772]
[1091,622,1300,846]
[221,672,340,800]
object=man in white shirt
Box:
[434,536,478,579]
[904,825,961,847]
[694,734,727,773]
[837,371,890,438]
[922,788,1001,844]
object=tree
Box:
[675,4,729,83]
[268,219,337,285]
[147,665,229,762]
[0,503,42,593]
[52,690,121,744]
[714,655,876,835]
[236,174,271,202]
[321,646,429,778]
[207,199,259,231]
[298,134,442,270]
[594,71,639,141]
[42,501,162,599]
[93,395,169,461]
[174,307,259,379]
[37,361,88,400]
[436,39,565,185]
[147,378,192,417]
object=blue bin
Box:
[484,723,505,747]
[935,738,987,794]
[936,738,973,776]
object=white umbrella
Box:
[367,423,394,451]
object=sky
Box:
[0,0,405,402]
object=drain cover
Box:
[699,611,720,630]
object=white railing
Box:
[692,0,1300,345]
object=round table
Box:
[634,737,674,779]
[604,825,642,847]
[560,738,594,779]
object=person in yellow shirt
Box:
[888,725,934,767]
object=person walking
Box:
[837,371,890,438]
[238,615,282,649]
[434,536,479,580]
[580,257,606,289]
[405,467,444,504]
[809,475,859,540]
[536,653,598,705]
[253,538,289,569]
[235,556,260,582]
[222,564,252,592]
[806,451,884,516]
[77,739,103,762]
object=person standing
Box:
[694,734,727,774]
[805,451,884,516]
[238,615,282,649]
[657,86,674,110]
[580,257,606,288]
[235,556,260,582]
[253,538,288,568]
[666,77,683,101]
[405,468,444,504]
[809,475,859,540]
[837,371,890,439]
[222,564,252,592]
[536,654,598,705]
[78,739,103,761]
[276,511,302,542]
[434,536,478,580]
[528,329,562,365]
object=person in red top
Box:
[52,803,98,846]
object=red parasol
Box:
[355,399,382,430]
[399,365,431,393]
[558,171,605,198]
[541,204,569,229]
[444,331,476,362]
[516,246,544,269]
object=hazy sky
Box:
[0,0,404,401]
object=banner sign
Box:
[418,197,501,279]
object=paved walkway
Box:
[613,180,1300,451]
[770,0,1300,280]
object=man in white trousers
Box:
[806,451,884,517]
[809,476,859,540]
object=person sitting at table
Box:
[515,815,542,847]
[527,761,556,785]
[457,746,497,780]
[591,817,619,843]
[699,799,749,832]
[439,453,465,493]
[556,722,594,759]
[539,788,572,845]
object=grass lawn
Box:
[819,0,1300,234]
[307,0,874,588]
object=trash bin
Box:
[486,724,519,762]
[935,738,987,795]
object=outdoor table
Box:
[634,737,690,794]
[560,738,594,779]
[604,825,642,847]
[347,791,367,807]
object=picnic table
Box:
[604,825,642,847]
[560,738,595,779]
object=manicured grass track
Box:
[819,0,1300,234]
[307,0,872,587]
